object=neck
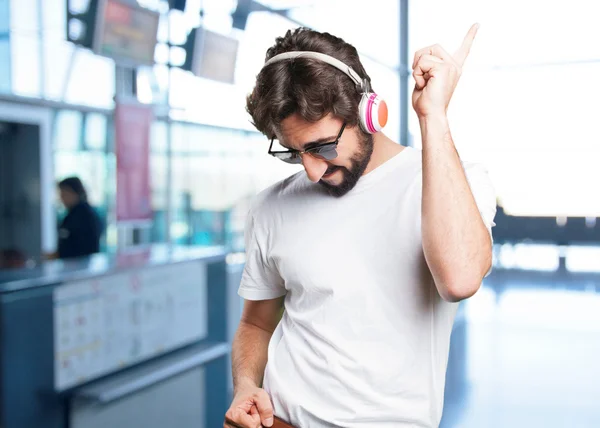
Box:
[363,131,405,175]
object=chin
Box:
[321,172,341,184]
[319,179,357,198]
[323,185,353,198]
[318,165,362,197]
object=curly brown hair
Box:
[246,27,372,138]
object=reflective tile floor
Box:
[441,245,600,428]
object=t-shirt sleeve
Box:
[464,162,497,276]
[238,208,287,301]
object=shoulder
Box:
[460,159,495,195]
[249,171,309,217]
[76,203,98,218]
[461,158,491,176]
[70,204,101,229]
[400,146,424,174]
[403,147,492,184]
[383,146,424,192]
[389,148,495,205]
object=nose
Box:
[301,154,328,183]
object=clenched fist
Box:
[224,383,274,428]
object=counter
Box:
[0,245,233,428]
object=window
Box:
[0,39,10,93]
[84,113,107,150]
[63,48,115,109]
[9,0,41,96]
[54,110,83,151]
[53,110,113,251]
[409,0,600,217]
[0,0,10,93]
[150,121,168,243]
[168,121,300,247]
[167,11,300,131]
[10,33,41,97]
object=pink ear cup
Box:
[359,93,387,134]
[365,93,378,133]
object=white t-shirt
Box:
[238,146,496,428]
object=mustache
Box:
[325,166,343,175]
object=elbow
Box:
[441,279,482,302]
[438,257,491,303]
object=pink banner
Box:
[115,101,153,222]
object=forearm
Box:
[231,320,273,393]
[420,114,491,301]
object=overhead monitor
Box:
[183,27,239,84]
[93,0,160,66]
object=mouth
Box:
[322,167,340,179]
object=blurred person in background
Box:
[225,25,496,428]
[47,176,103,260]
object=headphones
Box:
[262,51,388,134]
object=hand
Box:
[412,23,479,118]
[224,384,274,428]
[43,252,59,261]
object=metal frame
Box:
[400,0,410,146]
[0,93,114,116]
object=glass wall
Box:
[155,8,304,131]
[150,120,169,243]
[52,110,300,252]
[7,0,404,252]
[135,1,402,250]
[5,0,115,106]
[0,0,10,93]
[53,110,115,251]
[409,0,600,218]
[168,122,300,250]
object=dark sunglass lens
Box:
[275,152,301,164]
[314,147,338,160]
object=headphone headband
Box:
[261,50,386,134]
[263,51,366,91]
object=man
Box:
[225,24,496,428]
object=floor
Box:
[440,244,600,428]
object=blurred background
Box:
[0,0,598,427]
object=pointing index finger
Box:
[454,23,479,66]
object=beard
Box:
[319,131,374,198]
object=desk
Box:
[0,245,232,428]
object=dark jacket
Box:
[58,202,103,259]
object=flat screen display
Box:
[188,28,239,84]
[94,0,159,66]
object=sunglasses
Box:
[268,122,346,164]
